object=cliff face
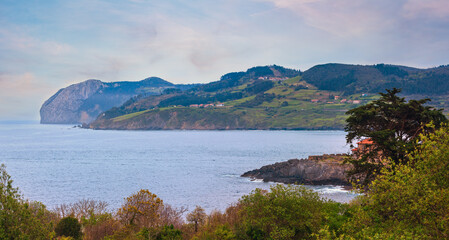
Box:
[40,77,176,124]
[40,80,107,124]
[241,154,352,186]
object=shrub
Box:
[0,164,55,239]
[239,185,328,239]
[55,216,82,239]
[338,125,449,239]
[155,225,182,240]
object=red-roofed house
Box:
[351,138,385,164]
[352,138,375,157]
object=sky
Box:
[1,0,449,121]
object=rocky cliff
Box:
[241,154,351,186]
[41,80,105,124]
[40,77,176,124]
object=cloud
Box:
[255,0,393,37]
[402,0,449,19]
[0,29,72,56]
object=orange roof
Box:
[357,138,373,145]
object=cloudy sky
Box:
[1,0,449,121]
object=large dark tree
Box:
[345,88,447,185]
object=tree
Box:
[55,216,82,239]
[345,88,447,185]
[155,224,183,240]
[0,164,55,239]
[239,185,328,240]
[117,189,163,228]
[186,206,206,233]
[335,125,449,239]
[157,204,186,229]
[55,199,109,219]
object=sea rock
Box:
[241,154,351,186]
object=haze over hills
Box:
[40,63,449,129]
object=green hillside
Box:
[87,64,449,130]
[302,63,449,95]
[89,66,370,130]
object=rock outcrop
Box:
[241,154,351,186]
[40,77,176,124]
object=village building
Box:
[351,138,374,157]
[351,138,386,165]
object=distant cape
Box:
[40,77,177,124]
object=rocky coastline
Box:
[241,154,352,186]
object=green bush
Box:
[336,125,449,239]
[239,184,346,240]
[55,216,82,239]
[155,225,182,240]
[0,164,55,239]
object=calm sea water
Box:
[0,123,356,213]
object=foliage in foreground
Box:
[186,185,349,240]
[55,216,82,239]
[317,125,449,239]
[2,125,449,239]
[345,88,447,185]
[0,164,57,239]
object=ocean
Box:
[0,123,357,213]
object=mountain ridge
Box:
[40,63,449,128]
[87,63,449,130]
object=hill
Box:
[302,63,449,95]
[43,63,449,129]
[88,65,371,130]
[40,77,197,124]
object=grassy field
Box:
[100,76,379,130]
[112,109,150,122]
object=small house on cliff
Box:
[351,138,386,164]
[351,138,376,159]
[351,139,374,155]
